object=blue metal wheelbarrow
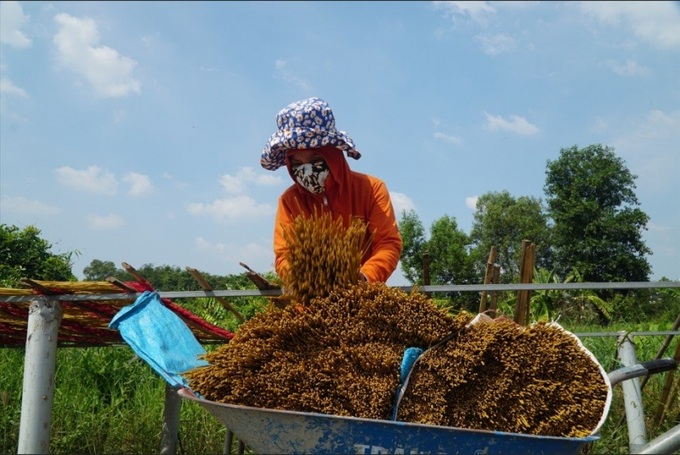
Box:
[177,387,598,455]
[176,358,678,455]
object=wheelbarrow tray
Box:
[178,388,598,455]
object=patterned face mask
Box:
[292,159,329,194]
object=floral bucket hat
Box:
[260,97,361,171]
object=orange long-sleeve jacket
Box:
[273,147,402,283]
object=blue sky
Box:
[1,1,679,286]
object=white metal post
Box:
[160,383,181,454]
[18,296,63,454]
[617,331,648,453]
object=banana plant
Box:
[495,267,613,324]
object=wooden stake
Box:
[479,246,497,314]
[121,262,153,287]
[106,277,138,293]
[489,264,501,316]
[239,262,281,291]
[514,240,535,326]
[186,267,245,323]
[19,278,55,295]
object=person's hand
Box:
[358,272,368,282]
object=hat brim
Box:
[260,128,361,171]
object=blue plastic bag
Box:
[109,290,208,388]
[391,346,424,420]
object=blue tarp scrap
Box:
[109,290,208,388]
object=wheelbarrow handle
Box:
[608,358,677,387]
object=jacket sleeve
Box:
[360,178,403,283]
[273,195,295,280]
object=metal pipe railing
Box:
[1,281,678,303]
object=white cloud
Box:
[579,1,680,50]
[0,1,32,48]
[113,109,126,123]
[219,167,284,194]
[589,116,609,133]
[433,132,462,145]
[433,1,496,25]
[606,59,651,77]
[86,213,125,230]
[53,13,141,98]
[611,109,680,192]
[163,172,189,190]
[194,236,273,272]
[186,195,275,222]
[476,33,516,55]
[390,192,416,216]
[465,196,479,210]
[623,109,680,142]
[274,59,312,91]
[484,112,539,135]
[647,221,671,234]
[219,174,246,194]
[195,236,211,250]
[0,195,62,216]
[195,235,269,257]
[54,165,118,195]
[0,77,28,97]
[123,172,153,197]
[2,111,28,125]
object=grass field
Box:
[1,303,678,454]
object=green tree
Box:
[427,216,476,286]
[134,264,206,291]
[83,259,126,281]
[0,224,76,287]
[469,191,553,282]
[398,210,427,284]
[544,144,651,283]
[398,210,474,286]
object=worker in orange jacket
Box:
[260,97,402,283]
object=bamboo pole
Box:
[478,246,497,314]
[653,337,680,427]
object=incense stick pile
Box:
[185,283,467,420]
[397,318,610,437]
[185,212,610,437]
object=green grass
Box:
[1,316,678,454]
[561,321,680,454]
[0,347,229,454]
